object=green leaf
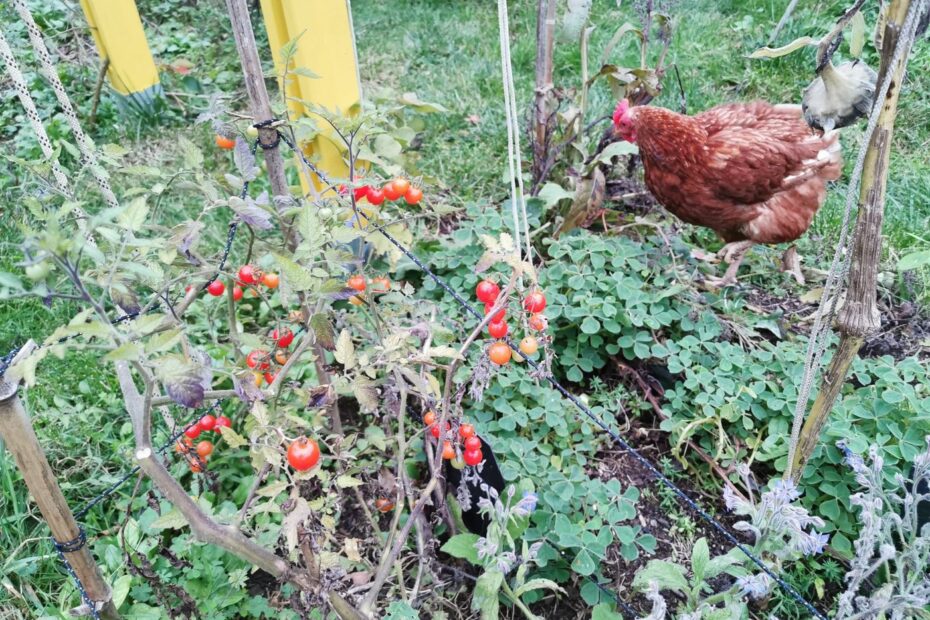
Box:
[441,533,480,565]
[336,475,363,489]
[292,66,320,79]
[217,425,248,449]
[151,507,189,530]
[749,36,818,59]
[334,329,356,369]
[111,574,133,608]
[472,568,504,619]
[632,559,689,593]
[310,313,336,351]
[705,549,747,579]
[273,252,316,291]
[117,196,149,232]
[849,11,866,58]
[398,92,448,113]
[571,549,597,576]
[581,316,602,334]
[592,141,639,166]
[145,328,183,354]
[897,250,930,272]
[691,537,709,584]
[538,182,575,208]
[513,578,566,599]
[103,342,143,362]
[384,601,419,620]
[591,603,625,620]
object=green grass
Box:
[1,0,929,615]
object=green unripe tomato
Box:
[246,125,259,138]
[25,261,51,281]
[450,456,465,470]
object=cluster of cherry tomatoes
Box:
[287,436,320,471]
[194,264,280,300]
[244,323,296,386]
[345,273,392,306]
[177,412,233,472]
[424,410,485,468]
[344,176,423,206]
[475,279,548,366]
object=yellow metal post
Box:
[258,0,363,193]
[79,0,161,112]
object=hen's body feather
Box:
[629,101,842,245]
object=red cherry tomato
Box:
[484,303,506,323]
[404,187,423,205]
[464,436,482,451]
[475,279,500,303]
[423,410,436,426]
[196,440,214,459]
[262,273,279,289]
[207,280,225,297]
[238,265,256,285]
[263,371,276,385]
[523,291,547,313]
[232,285,244,301]
[184,423,202,439]
[215,135,235,150]
[383,181,403,201]
[199,414,216,432]
[347,275,367,291]
[287,436,321,471]
[430,422,450,440]
[375,498,395,513]
[353,185,370,202]
[528,313,548,331]
[520,336,539,356]
[463,448,484,466]
[175,437,193,454]
[488,341,511,365]
[488,320,508,339]
[366,187,385,205]
[459,423,475,439]
[392,178,411,195]
[214,416,232,432]
[441,441,455,460]
[272,328,294,348]
[246,349,270,370]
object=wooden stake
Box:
[790,0,917,481]
[0,343,120,619]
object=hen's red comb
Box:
[613,99,631,126]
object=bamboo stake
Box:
[0,342,121,620]
[790,0,919,481]
[532,0,557,191]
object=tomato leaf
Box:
[155,355,205,408]
[440,533,481,565]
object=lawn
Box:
[1,0,929,618]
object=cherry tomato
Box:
[262,273,280,289]
[175,437,193,454]
[246,125,259,138]
[519,336,539,356]
[484,303,506,323]
[272,327,294,348]
[207,280,225,297]
[475,279,500,304]
[184,423,202,439]
[488,320,508,339]
[523,291,547,313]
[215,134,235,150]
[464,436,482,451]
[366,187,385,205]
[370,276,391,293]
[459,423,475,439]
[353,185,370,202]
[196,440,214,459]
[528,313,548,331]
[275,350,289,365]
[488,341,511,365]
[404,187,423,205]
[287,436,321,471]
[264,371,276,385]
[246,349,270,370]
[441,441,455,460]
[375,498,395,513]
[392,178,411,195]
[189,458,204,473]
[463,448,484,467]
[382,181,403,201]
[232,285,244,301]
[347,275,367,291]
[238,265,257,285]
[450,456,466,470]
[199,414,217,432]
[430,422,450,440]
[214,416,232,432]
[252,371,263,387]
[423,410,436,426]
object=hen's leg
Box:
[706,240,755,287]
[781,245,805,285]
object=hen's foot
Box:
[781,245,805,285]
[704,241,755,287]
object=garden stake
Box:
[789,0,925,481]
[0,342,121,620]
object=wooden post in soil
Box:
[790,0,920,482]
[0,342,121,620]
[532,0,557,191]
[224,0,343,434]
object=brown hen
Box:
[613,99,842,285]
